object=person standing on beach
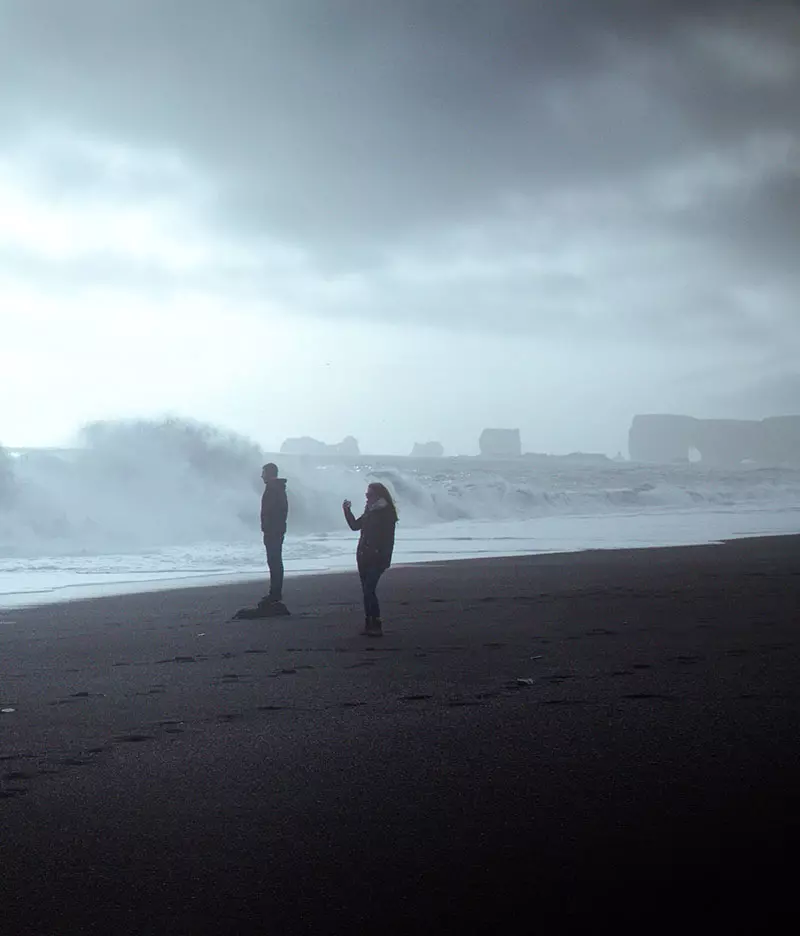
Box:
[260,462,288,605]
[342,482,398,637]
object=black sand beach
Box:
[2,537,799,934]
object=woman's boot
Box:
[361,616,383,637]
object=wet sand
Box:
[1,536,799,934]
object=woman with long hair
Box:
[342,481,398,637]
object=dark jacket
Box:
[344,500,396,571]
[261,479,288,537]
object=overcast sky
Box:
[1,0,798,456]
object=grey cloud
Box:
[1,0,798,373]
[712,371,800,418]
[690,167,800,271]
[15,140,196,206]
[2,0,798,256]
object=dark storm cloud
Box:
[682,164,800,272]
[2,0,799,416]
[2,0,798,257]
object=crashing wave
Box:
[1,417,799,558]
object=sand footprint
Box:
[621,692,673,700]
[4,770,34,783]
[153,720,184,734]
[48,691,107,705]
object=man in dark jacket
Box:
[260,462,288,604]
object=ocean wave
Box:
[2,417,799,558]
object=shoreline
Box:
[2,526,798,611]
[2,534,799,932]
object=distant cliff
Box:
[280,435,360,456]
[410,441,444,458]
[629,415,800,466]
[478,428,521,458]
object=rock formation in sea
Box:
[629,414,800,466]
[478,428,522,458]
[280,435,360,456]
[410,441,444,457]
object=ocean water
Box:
[2,422,799,608]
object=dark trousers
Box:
[359,565,385,619]
[263,533,285,600]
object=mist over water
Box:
[2,417,800,561]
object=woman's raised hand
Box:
[342,499,351,512]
